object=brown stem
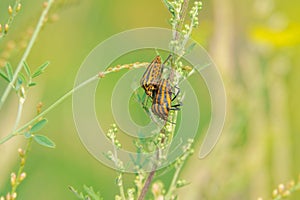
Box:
[138,150,159,200]
[138,167,157,200]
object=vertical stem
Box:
[12,98,25,132]
[0,0,54,109]
[10,138,33,194]
[138,168,157,200]
[113,139,126,200]
[138,150,159,200]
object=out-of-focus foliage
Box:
[0,0,299,199]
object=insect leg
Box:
[171,85,180,101]
[163,54,172,65]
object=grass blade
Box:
[23,61,31,76]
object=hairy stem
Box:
[0,0,54,109]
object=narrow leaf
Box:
[28,82,37,87]
[31,70,42,78]
[185,43,196,55]
[32,61,49,78]
[5,63,13,81]
[162,0,175,16]
[68,186,85,199]
[0,69,10,82]
[30,119,48,133]
[34,134,56,148]
[83,185,102,200]
[23,61,31,76]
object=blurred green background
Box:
[1,0,300,199]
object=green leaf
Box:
[33,134,56,148]
[30,119,48,133]
[15,77,23,91]
[23,61,31,77]
[69,186,85,199]
[0,69,10,82]
[185,43,196,55]
[18,72,27,84]
[162,0,175,16]
[5,62,13,81]
[83,185,102,200]
[32,61,49,78]
[28,82,37,87]
[23,132,32,139]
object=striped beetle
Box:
[151,78,181,121]
[140,55,171,98]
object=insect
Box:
[151,78,181,121]
[140,55,171,98]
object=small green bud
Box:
[16,3,22,12]
[8,5,13,15]
[11,173,17,186]
[4,24,9,34]
[19,172,26,182]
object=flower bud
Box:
[10,173,16,186]
[16,3,21,12]
[8,6,13,15]
[19,172,26,181]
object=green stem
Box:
[165,152,187,200]
[12,98,25,131]
[165,164,181,199]
[0,0,22,40]
[0,62,148,144]
[111,130,126,200]
[17,74,98,134]
[0,74,98,144]
[0,0,54,109]
[11,137,33,195]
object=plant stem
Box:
[0,0,22,40]
[8,74,99,141]
[138,150,159,200]
[138,168,157,200]
[0,0,54,110]
[12,98,25,132]
[0,75,97,144]
[112,135,126,200]
[0,62,148,144]
[165,163,182,199]
[11,138,33,195]
[165,152,188,200]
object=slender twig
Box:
[112,135,126,200]
[0,0,22,40]
[0,0,54,110]
[164,161,183,199]
[174,0,189,42]
[10,138,33,195]
[0,62,148,144]
[138,150,159,200]
[12,97,25,132]
[165,144,190,200]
